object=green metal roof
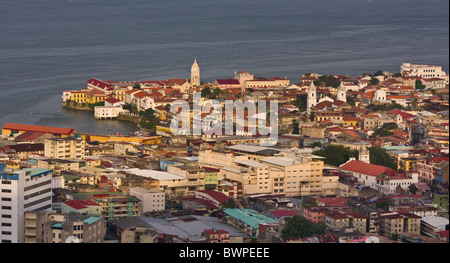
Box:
[83,217,102,225]
[223,208,278,229]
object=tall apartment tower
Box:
[0,164,53,243]
[191,59,200,87]
[307,81,317,115]
[336,82,347,103]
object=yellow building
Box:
[199,145,325,197]
[70,91,86,103]
[85,89,108,104]
[398,157,419,172]
[82,134,161,145]
[380,212,421,238]
[245,78,290,89]
[343,117,362,127]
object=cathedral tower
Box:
[359,144,370,164]
[307,81,317,115]
[336,81,347,103]
[191,59,200,87]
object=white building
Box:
[307,81,317,115]
[191,59,200,87]
[339,159,417,195]
[129,187,165,213]
[400,63,449,84]
[0,165,53,243]
[94,106,126,119]
[373,89,387,102]
[336,82,347,103]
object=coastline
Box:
[62,101,151,134]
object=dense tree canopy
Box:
[282,215,326,238]
[139,108,160,131]
[370,122,398,138]
[313,145,358,167]
[369,147,398,170]
[313,75,340,88]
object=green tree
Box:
[315,75,340,88]
[133,83,142,90]
[375,200,390,211]
[347,96,355,106]
[282,216,326,238]
[309,111,316,121]
[409,184,418,195]
[381,122,398,130]
[201,87,212,98]
[370,122,398,138]
[292,96,307,111]
[139,108,160,131]
[311,142,322,148]
[368,147,398,170]
[370,77,380,85]
[391,233,399,241]
[373,70,384,76]
[313,145,358,167]
[415,80,426,90]
[211,87,222,99]
[291,120,299,134]
[223,198,237,208]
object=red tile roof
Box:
[340,160,392,177]
[215,79,240,85]
[87,78,113,91]
[14,131,48,141]
[436,230,449,238]
[64,200,99,210]
[105,98,122,104]
[2,123,77,136]
[196,190,230,203]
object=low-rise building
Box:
[92,196,141,220]
[222,208,279,238]
[420,216,449,239]
[94,106,127,119]
[24,211,105,243]
[61,200,102,216]
[379,211,421,238]
[129,187,165,213]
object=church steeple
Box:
[336,81,347,103]
[191,58,200,87]
[307,81,317,115]
[359,144,370,164]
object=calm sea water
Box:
[0,0,448,135]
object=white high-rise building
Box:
[307,81,317,115]
[0,164,53,243]
[191,59,200,87]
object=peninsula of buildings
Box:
[0,61,448,244]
